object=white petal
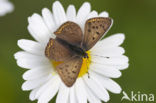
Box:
[90,71,122,94]
[90,63,121,78]
[35,77,54,98]
[15,52,50,69]
[115,63,129,70]
[99,11,109,17]
[42,8,56,38]
[92,62,129,70]
[91,34,125,51]
[91,55,129,66]
[52,1,67,27]
[83,75,109,102]
[75,78,87,103]
[69,84,78,103]
[96,33,125,48]
[0,0,14,16]
[38,75,61,103]
[28,13,51,44]
[56,83,70,103]
[23,67,52,80]
[83,81,102,103]
[86,10,98,19]
[76,2,91,30]
[14,51,45,60]
[27,25,37,40]
[22,74,50,91]
[66,5,76,22]
[91,47,125,57]
[17,39,44,55]
[29,88,39,101]
[17,58,50,69]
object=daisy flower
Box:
[0,0,14,16]
[14,1,129,103]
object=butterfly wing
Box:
[56,56,83,87]
[45,38,74,61]
[54,21,83,47]
[82,17,113,51]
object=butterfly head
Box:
[83,52,89,59]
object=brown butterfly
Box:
[45,17,112,87]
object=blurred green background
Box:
[0,0,156,103]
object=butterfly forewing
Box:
[45,38,74,61]
[56,56,83,87]
[82,17,112,51]
[54,21,83,47]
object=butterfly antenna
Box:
[91,54,110,59]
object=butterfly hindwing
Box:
[45,38,74,61]
[82,17,112,51]
[54,21,83,47]
[56,56,83,87]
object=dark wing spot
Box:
[92,26,95,29]
[72,71,76,74]
[92,37,95,40]
[75,65,78,68]
[96,32,100,35]
[65,65,69,67]
[96,26,98,29]
[88,29,91,32]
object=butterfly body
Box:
[45,17,112,87]
[56,37,88,58]
[69,44,88,58]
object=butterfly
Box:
[45,17,112,87]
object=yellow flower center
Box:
[51,51,91,77]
